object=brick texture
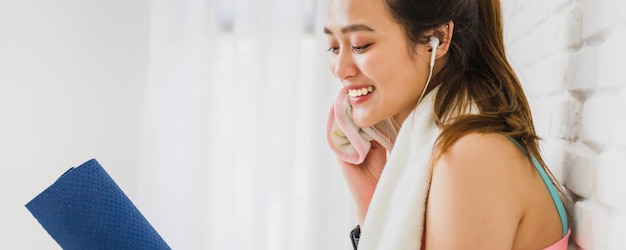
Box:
[504,0,626,248]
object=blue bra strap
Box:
[507,137,568,237]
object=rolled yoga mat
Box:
[26,159,171,250]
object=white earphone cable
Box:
[416,37,439,104]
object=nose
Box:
[331,50,358,80]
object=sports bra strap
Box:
[507,137,569,237]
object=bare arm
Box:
[425,133,530,249]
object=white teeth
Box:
[348,86,375,97]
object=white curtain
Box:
[137,0,355,249]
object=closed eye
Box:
[327,44,372,54]
[327,47,340,54]
[351,44,371,53]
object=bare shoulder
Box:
[445,133,527,165]
[424,133,533,249]
[436,133,534,188]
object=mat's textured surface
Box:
[26,159,170,250]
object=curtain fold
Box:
[138,0,354,249]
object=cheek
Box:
[357,52,393,82]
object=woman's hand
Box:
[338,141,387,227]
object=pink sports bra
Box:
[542,229,570,250]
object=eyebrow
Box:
[323,24,375,35]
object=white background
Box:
[0,0,150,248]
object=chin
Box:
[352,108,380,128]
[353,117,377,128]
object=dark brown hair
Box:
[384,0,569,210]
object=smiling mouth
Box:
[348,86,375,97]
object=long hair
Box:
[384,0,570,212]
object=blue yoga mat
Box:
[26,159,171,250]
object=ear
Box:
[432,21,454,60]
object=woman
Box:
[324,0,570,249]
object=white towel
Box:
[358,87,441,250]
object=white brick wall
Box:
[504,0,626,249]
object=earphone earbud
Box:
[417,36,440,104]
[428,36,439,67]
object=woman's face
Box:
[324,0,431,128]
